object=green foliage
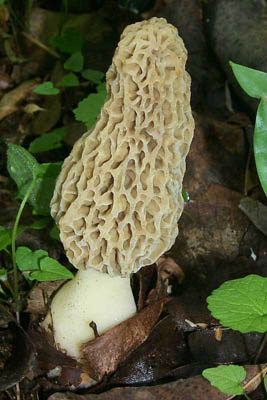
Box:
[230,61,267,196]
[202,365,247,396]
[7,143,62,215]
[81,69,105,84]
[206,274,267,333]
[182,189,190,202]
[74,83,107,129]
[16,247,73,281]
[33,82,60,95]
[29,127,67,153]
[64,51,84,72]
[57,72,80,87]
[229,62,267,99]
[50,28,83,55]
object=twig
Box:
[226,365,267,400]
[21,31,60,58]
[254,333,267,364]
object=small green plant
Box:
[230,61,267,196]
[202,274,267,398]
[33,27,107,132]
[0,143,73,312]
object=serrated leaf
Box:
[29,257,73,281]
[49,28,82,54]
[64,52,84,73]
[230,61,267,99]
[16,246,48,272]
[202,365,246,395]
[254,99,267,197]
[57,72,80,87]
[33,82,60,95]
[207,274,267,333]
[0,269,7,282]
[81,69,104,84]
[74,86,107,129]
[29,127,67,153]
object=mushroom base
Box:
[42,268,137,359]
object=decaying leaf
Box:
[81,300,165,381]
[0,78,40,121]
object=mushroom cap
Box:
[51,17,195,276]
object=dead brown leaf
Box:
[81,300,165,381]
[0,78,40,121]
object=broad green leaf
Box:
[33,82,60,95]
[202,365,246,395]
[230,61,267,99]
[31,162,62,215]
[254,99,267,197]
[16,246,48,272]
[74,86,107,129]
[29,257,73,281]
[8,144,61,215]
[64,52,84,72]
[207,274,267,333]
[57,72,80,87]
[0,269,7,281]
[49,28,82,54]
[29,127,67,153]
[7,143,40,188]
[81,69,104,84]
[0,225,27,251]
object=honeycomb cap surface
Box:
[51,17,195,276]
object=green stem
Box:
[243,392,251,400]
[11,178,36,310]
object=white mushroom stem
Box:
[42,268,137,360]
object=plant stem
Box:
[243,392,251,400]
[11,178,36,311]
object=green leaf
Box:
[49,28,82,54]
[254,99,267,197]
[31,162,62,215]
[29,217,51,230]
[64,52,84,73]
[33,82,60,95]
[49,223,60,241]
[74,86,107,129]
[182,189,190,202]
[81,69,104,84]
[230,61,267,99]
[0,269,7,282]
[16,246,48,272]
[57,72,80,87]
[264,375,267,394]
[202,365,246,395]
[207,274,267,333]
[29,127,67,153]
[7,143,40,186]
[7,143,62,215]
[29,257,73,281]
[0,225,26,251]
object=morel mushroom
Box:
[43,17,195,360]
